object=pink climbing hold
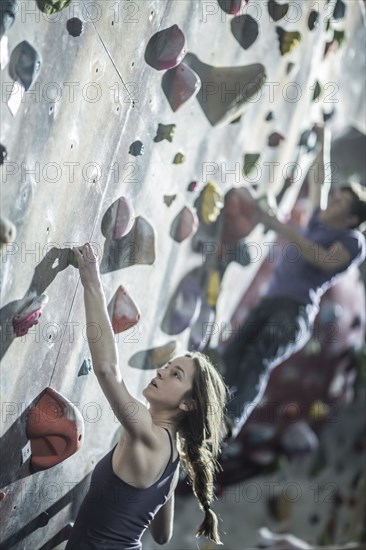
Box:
[170,206,199,243]
[145,25,186,71]
[12,294,48,337]
[218,0,247,15]
[109,285,140,334]
[162,62,201,112]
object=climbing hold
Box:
[267,132,285,147]
[231,15,259,50]
[197,182,224,225]
[12,294,48,337]
[312,80,322,101]
[184,53,266,126]
[187,181,198,192]
[162,62,201,112]
[154,123,176,143]
[129,341,178,370]
[129,140,144,156]
[265,111,274,122]
[268,493,293,521]
[309,400,329,421]
[217,0,246,15]
[161,268,202,335]
[66,17,84,37]
[144,24,186,71]
[170,206,198,243]
[188,302,216,351]
[26,387,84,471]
[0,491,5,502]
[0,144,7,164]
[36,0,72,14]
[206,269,221,307]
[37,512,50,527]
[0,0,17,39]
[222,187,257,244]
[67,249,78,268]
[276,27,301,56]
[163,195,176,207]
[308,10,319,31]
[309,513,321,524]
[230,115,242,124]
[100,216,156,273]
[108,285,140,334]
[173,152,185,164]
[0,216,16,244]
[243,153,260,177]
[8,40,41,91]
[286,62,295,75]
[78,358,93,376]
[101,196,135,240]
[333,30,345,48]
[333,0,346,19]
[268,0,289,21]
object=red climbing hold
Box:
[12,294,48,337]
[109,285,141,334]
[26,387,84,471]
[145,25,186,71]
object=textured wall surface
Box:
[1,0,365,548]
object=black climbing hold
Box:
[309,513,320,524]
[265,111,274,121]
[66,17,84,37]
[163,195,176,207]
[78,359,93,376]
[0,144,7,165]
[308,11,319,31]
[8,41,41,91]
[322,108,335,122]
[162,63,201,112]
[231,14,259,50]
[37,512,50,528]
[333,0,346,20]
[299,128,318,152]
[268,0,289,22]
[129,140,144,156]
[0,0,17,39]
[154,123,176,143]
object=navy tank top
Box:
[66,429,179,550]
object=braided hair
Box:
[177,352,229,544]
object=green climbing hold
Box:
[333,30,345,47]
[312,80,321,102]
[173,152,185,164]
[154,123,176,143]
[36,0,72,14]
[276,27,301,55]
[243,153,260,177]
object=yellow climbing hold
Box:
[309,400,329,421]
[200,182,224,225]
[276,27,301,55]
[206,270,221,306]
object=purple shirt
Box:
[266,208,365,320]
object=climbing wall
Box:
[1,0,365,548]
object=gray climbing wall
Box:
[1,0,365,548]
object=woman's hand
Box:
[72,243,101,288]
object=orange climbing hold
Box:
[26,387,84,471]
[109,285,141,334]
